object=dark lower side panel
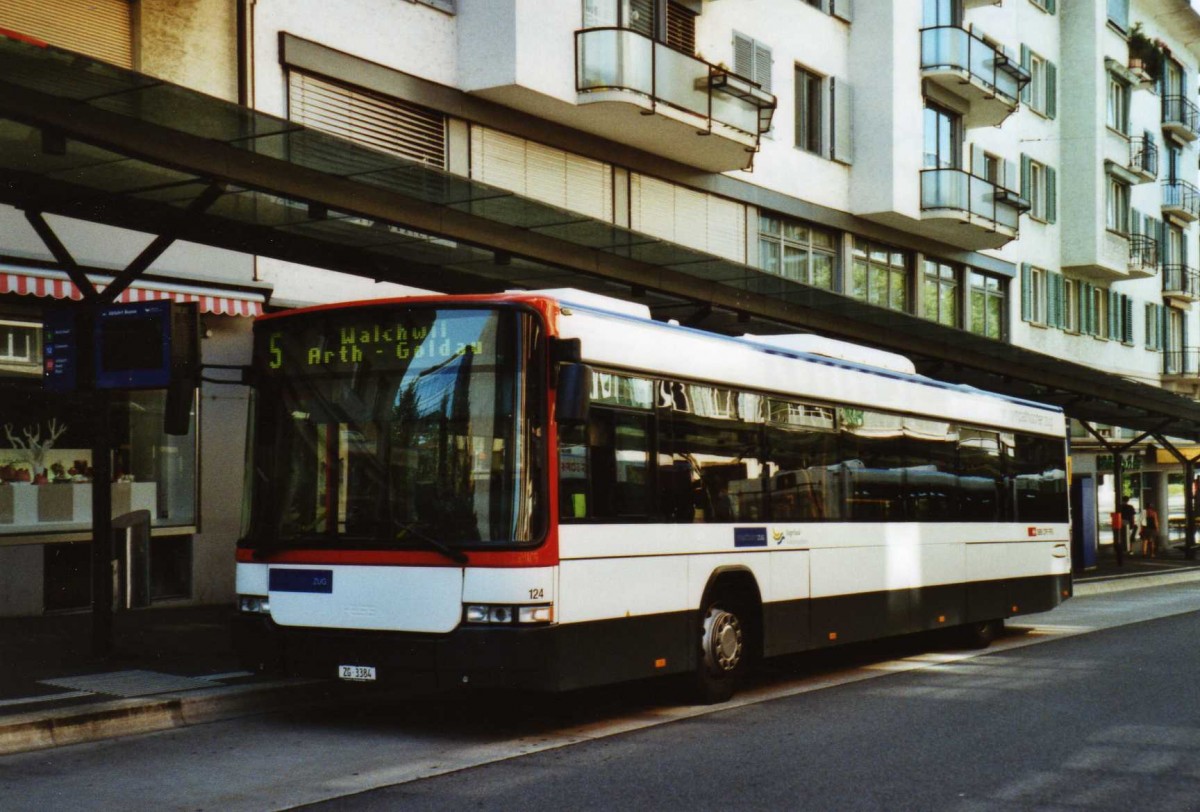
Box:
[232,573,1071,693]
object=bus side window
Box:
[559,408,653,521]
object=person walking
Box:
[1142,504,1160,558]
[1120,498,1137,555]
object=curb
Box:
[0,679,328,757]
[1073,567,1200,596]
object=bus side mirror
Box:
[556,362,591,426]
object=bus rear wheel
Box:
[956,618,1003,649]
[690,599,746,704]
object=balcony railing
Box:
[1129,233,1159,269]
[920,168,1022,232]
[920,26,1028,124]
[1162,95,1200,141]
[1163,178,1200,220]
[576,27,776,141]
[1128,135,1159,181]
[1163,348,1197,377]
[1163,263,1200,298]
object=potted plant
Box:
[1128,23,1163,81]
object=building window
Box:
[1021,154,1056,223]
[1029,266,1047,324]
[970,272,1005,339]
[1021,47,1057,118]
[1107,0,1128,30]
[795,66,823,154]
[1146,302,1164,349]
[1106,175,1130,234]
[1031,0,1056,13]
[851,238,909,311]
[1107,73,1130,134]
[923,102,961,169]
[0,321,39,365]
[1093,287,1109,338]
[1064,278,1079,333]
[923,260,959,326]
[758,213,836,289]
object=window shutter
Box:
[1020,46,1032,104]
[1083,283,1096,335]
[1054,273,1066,328]
[1160,305,1168,350]
[1146,303,1155,348]
[290,71,447,169]
[1046,61,1057,119]
[1046,0,1056,12]
[830,0,853,22]
[1020,154,1032,201]
[471,127,613,221]
[1046,165,1057,223]
[1123,295,1134,343]
[733,33,755,82]
[1107,290,1118,340]
[1021,263,1033,321]
[754,42,773,92]
[830,76,853,165]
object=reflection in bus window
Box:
[764,399,838,521]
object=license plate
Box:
[338,664,376,682]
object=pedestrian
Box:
[1142,504,1160,558]
[1120,498,1137,554]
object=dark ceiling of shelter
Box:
[1,34,1199,440]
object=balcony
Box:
[1163,348,1199,380]
[1127,136,1159,183]
[1163,178,1200,222]
[1162,95,1200,142]
[1163,264,1200,302]
[920,26,1029,127]
[1128,233,1159,278]
[575,28,776,172]
[919,168,1023,249]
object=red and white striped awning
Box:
[0,270,266,317]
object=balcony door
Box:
[923,0,961,27]
[924,102,961,169]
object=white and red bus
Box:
[233,290,1071,702]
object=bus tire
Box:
[956,618,1003,649]
[689,596,747,705]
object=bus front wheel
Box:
[690,598,746,704]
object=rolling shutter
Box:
[289,71,447,169]
[0,0,133,68]
[470,127,613,222]
[630,174,746,262]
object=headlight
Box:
[463,603,554,625]
[239,595,271,614]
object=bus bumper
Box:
[231,613,562,692]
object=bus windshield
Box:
[245,306,544,551]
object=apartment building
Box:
[1,0,1200,614]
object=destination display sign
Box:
[260,309,496,375]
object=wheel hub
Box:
[703,608,743,673]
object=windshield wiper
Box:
[388,520,469,565]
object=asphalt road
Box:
[4,584,1200,812]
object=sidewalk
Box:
[0,603,333,756]
[2,546,1200,758]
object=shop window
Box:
[0,387,197,534]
